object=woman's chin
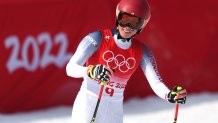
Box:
[120,32,132,39]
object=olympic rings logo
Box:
[102,50,136,73]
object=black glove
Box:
[167,86,187,104]
[87,64,114,82]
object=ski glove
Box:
[87,64,114,82]
[167,86,187,104]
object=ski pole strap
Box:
[100,81,106,85]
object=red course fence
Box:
[0,0,217,113]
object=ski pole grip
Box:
[100,81,106,85]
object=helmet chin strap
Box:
[117,28,136,42]
[117,32,131,41]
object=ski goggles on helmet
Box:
[117,11,145,30]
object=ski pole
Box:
[90,81,106,123]
[173,103,179,123]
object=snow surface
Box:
[0,92,218,123]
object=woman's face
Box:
[118,25,137,39]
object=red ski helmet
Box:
[116,0,151,33]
